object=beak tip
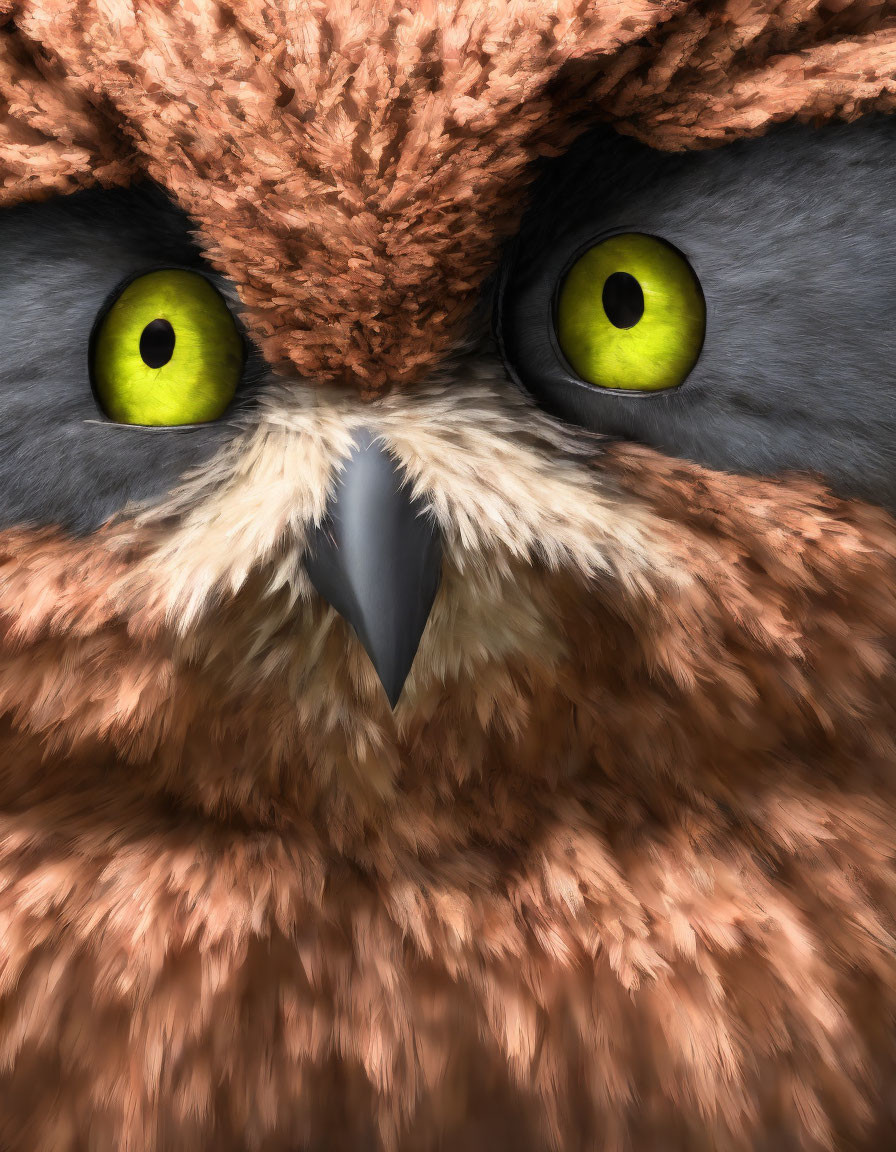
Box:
[383,680,405,711]
[366,652,413,710]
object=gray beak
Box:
[304,428,442,708]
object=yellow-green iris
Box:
[92,269,244,425]
[556,233,705,391]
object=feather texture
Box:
[2,1,895,392]
[0,3,895,1150]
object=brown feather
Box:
[0,4,895,1149]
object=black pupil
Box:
[139,318,176,368]
[601,272,644,329]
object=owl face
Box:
[2,114,894,739]
[2,3,896,1150]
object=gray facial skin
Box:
[498,114,896,510]
[0,182,259,532]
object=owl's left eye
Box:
[556,233,705,392]
[496,230,707,426]
[90,269,245,426]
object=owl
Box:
[0,1,895,1150]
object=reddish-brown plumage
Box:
[1,3,896,1150]
[2,447,896,1149]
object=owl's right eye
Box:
[90,269,245,427]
